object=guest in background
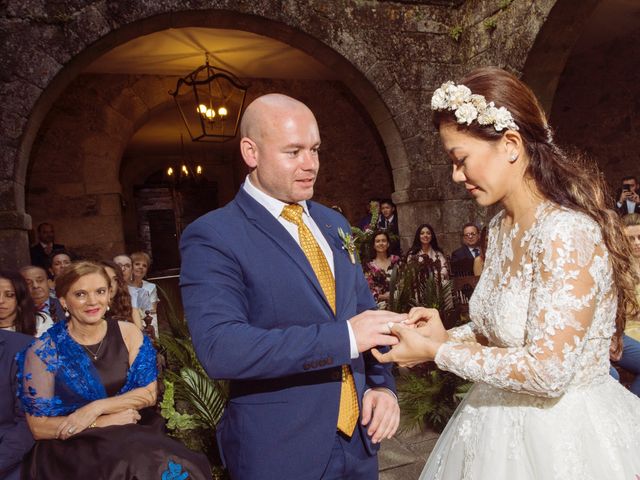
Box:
[16,261,211,479]
[113,254,151,316]
[0,270,37,336]
[378,199,401,255]
[450,223,481,277]
[19,266,63,336]
[99,260,142,330]
[406,223,449,280]
[48,249,72,295]
[607,213,640,397]
[472,226,489,276]
[357,198,380,230]
[616,176,640,215]
[0,330,35,480]
[363,231,401,308]
[29,223,65,271]
[130,251,159,336]
[623,213,640,341]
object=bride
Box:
[373,67,640,479]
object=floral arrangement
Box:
[431,81,519,132]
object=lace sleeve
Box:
[435,214,605,398]
[447,322,481,343]
[16,336,69,417]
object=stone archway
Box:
[3,6,409,269]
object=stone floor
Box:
[378,427,440,479]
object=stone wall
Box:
[550,24,640,192]
[0,0,570,268]
[28,74,393,259]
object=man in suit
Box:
[615,176,640,215]
[20,266,65,323]
[0,330,35,480]
[180,94,404,480]
[29,223,65,271]
[450,223,481,277]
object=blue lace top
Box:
[16,320,157,417]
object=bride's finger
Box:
[407,307,439,324]
[371,348,395,364]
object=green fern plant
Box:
[155,281,228,475]
[397,370,472,432]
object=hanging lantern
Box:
[170,53,248,142]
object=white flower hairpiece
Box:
[431,81,519,132]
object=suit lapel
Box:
[236,190,334,316]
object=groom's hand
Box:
[361,389,400,443]
[349,311,406,353]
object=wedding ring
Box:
[67,426,75,434]
[387,322,395,333]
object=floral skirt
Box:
[21,409,211,480]
[420,377,640,480]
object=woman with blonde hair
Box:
[374,67,640,478]
[17,261,210,479]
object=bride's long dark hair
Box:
[433,67,638,350]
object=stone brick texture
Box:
[0,0,584,269]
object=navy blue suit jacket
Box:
[180,188,395,480]
[0,330,34,479]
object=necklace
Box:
[81,337,105,360]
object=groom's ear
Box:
[241,137,258,168]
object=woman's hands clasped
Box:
[372,307,449,367]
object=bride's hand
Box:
[371,324,443,367]
[406,307,449,344]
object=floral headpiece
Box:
[431,81,519,132]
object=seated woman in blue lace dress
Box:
[16,261,210,480]
[373,67,640,479]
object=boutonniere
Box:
[337,227,356,264]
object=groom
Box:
[180,94,403,480]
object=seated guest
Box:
[19,266,64,336]
[357,198,380,230]
[363,231,401,308]
[29,223,65,271]
[450,223,482,277]
[47,249,72,295]
[0,330,35,480]
[472,226,489,277]
[16,261,211,479]
[113,254,152,315]
[130,252,159,336]
[608,213,640,397]
[0,271,37,336]
[406,223,449,280]
[378,198,401,255]
[99,260,142,330]
[615,176,640,215]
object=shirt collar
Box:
[242,175,310,220]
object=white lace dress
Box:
[420,203,640,480]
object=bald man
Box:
[180,94,402,480]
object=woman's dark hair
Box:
[432,66,638,346]
[369,230,391,261]
[99,260,135,323]
[0,270,37,336]
[409,223,443,255]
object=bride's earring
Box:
[509,153,518,163]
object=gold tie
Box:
[281,204,359,436]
